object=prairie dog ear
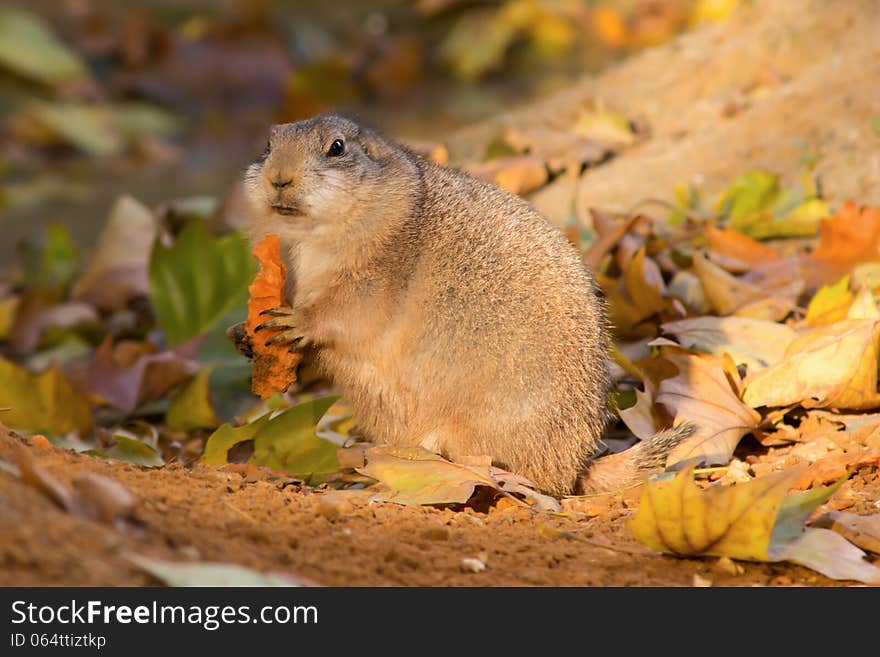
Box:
[358,128,394,161]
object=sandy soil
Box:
[1,427,877,587]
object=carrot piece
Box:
[245,235,303,399]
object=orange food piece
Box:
[245,235,302,399]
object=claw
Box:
[259,306,296,317]
[265,330,304,347]
[254,316,298,332]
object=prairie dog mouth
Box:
[271,204,303,216]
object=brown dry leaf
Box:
[743,319,880,410]
[245,235,303,400]
[811,511,880,555]
[583,210,641,270]
[806,201,880,288]
[599,247,675,338]
[692,250,768,315]
[692,251,800,319]
[655,347,760,466]
[792,447,880,490]
[71,195,157,310]
[76,337,198,413]
[703,224,782,265]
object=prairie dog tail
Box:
[576,424,696,495]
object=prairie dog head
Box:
[243,114,415,245]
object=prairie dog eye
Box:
[327,139,345,157]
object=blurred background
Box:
[0,0,733,262]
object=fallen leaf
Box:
[355,445,500,506]
[583,210,641,270]
[599,247,674,338]
[804,275,854,325]
[0,8,86,86]
[806,201,880,287]
[166,366,220,432]
[104,435,164,468]
[0,358,92,435]
[250,396,340,484]
[245,235,303,399]
[703,223,781,264]
[438,8,517,80]
[847,283,880,319]
[0,295,20,340]
[127,554,313,587]
[630,466,880,583]
[743,319,880,410]
[77,337,198,413]
[149,219,255,347]
[715,171,828,239]
[692,250,799,318]
[72,195,158,310]
[811,510,880,554]
[655,348,760,465]
[573,106,637,146]
[792,447,880,490]
[468,155,548,196]
[201,413,270,466]
[660,316,797,371]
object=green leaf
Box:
[201,412,271,466]
[127,554,308,587]
[166,366,220,432]
[356,445,499,506]
[104,435,164,468]
[20,222,79,292]
[0,8,86,86]
[23,102,121,157]
[0,358,92,435]
[148,220,255,347]
[251,396,340,484]
[439,9,517,80]
[715,170,827,239]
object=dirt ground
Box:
[2,427,878,587]
[2,0,880,587]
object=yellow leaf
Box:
[690,0,740,24]
[0,358,92,435]
[743,319,880,410]
[847,284,880,320]
[630,465,801,560]
[660,316,796,371]
[804,275,853,326]
[573,106,636,146]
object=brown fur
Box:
[242,114,686,496]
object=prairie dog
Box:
[240,114,688,496]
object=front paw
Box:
[254,306,309,349]
[225,321,253,358]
